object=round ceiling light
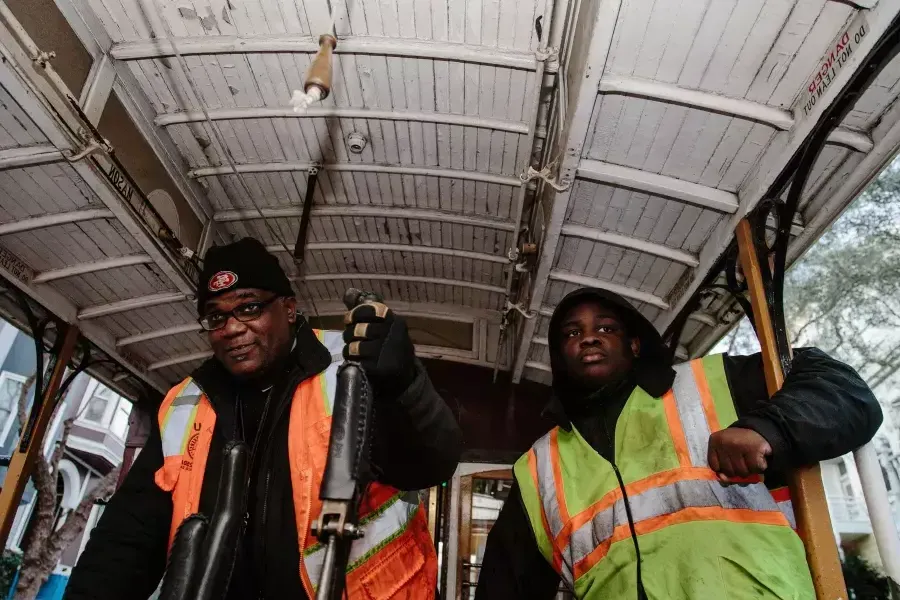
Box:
[347,132,367,154]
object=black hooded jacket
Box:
[65,322,463,600]
[475,288,883,599]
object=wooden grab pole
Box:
[735,220,847,600]
[0,323,79,548]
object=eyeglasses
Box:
[198,296,281,331]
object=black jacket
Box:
[474,349,883,599]
[66,323,463,600]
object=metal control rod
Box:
[313,288,382,600]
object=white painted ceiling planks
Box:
[0,0,895,390]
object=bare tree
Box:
[12,376,120,600]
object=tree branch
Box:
[15,375,36,433]
[51,466,120,548]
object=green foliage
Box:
[0,549,21,598]
[719,156,900,404]
[842,553,891,600]
[784,158,900,392]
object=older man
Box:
[68,238,462,599]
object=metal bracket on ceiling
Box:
[535,46,559,72]
[520,165,569,192]
[63,140,105,163]
[506,247,530,274]
[504,300,535,320]
[32,50,55,68]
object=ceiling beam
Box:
[78,292,187,320]
[117,323,201,347]
[537,303,717,328]
[146,346,506,372]
[525,361,552,373]
[0,145,64,169]
[688,311,718,328]
[532,334,689,360]
[0,25,198,297]
[659,3,900,332]
[49,0,214,222]
[560,224,699,267]
[299,273,506,295]
[0,238,169,392]
[826,127,874,154]
[0,209,114,236]
[598,75,872,153]
[110,77,214,222]
[577,160,739,213]
[190,162,523,188]
[512,0,623,384]
[156,107,529,134]
[548,270,670,309]
[299,300,501,323]
[274,242,507,264]
[600,75,794,129]
[791,80,900,266]
[417,351,508,372]
[148,350,213,371]
[32,255,154,284]
[215,205,516,232]
[110,35,541,71]
[79,54,115,126]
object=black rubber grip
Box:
[320,363,372,501]
[194,441,249,600]
[159,514,208,600]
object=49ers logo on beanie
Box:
[208,271,238,292]
[196,238,294,313]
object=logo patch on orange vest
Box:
[187,433,200,459]
[208,271,237,292]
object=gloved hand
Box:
[708,427,772,485]
[343,302,417,398]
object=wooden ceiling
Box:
[0,0,898,393]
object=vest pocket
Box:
[154,459,182,492]
[359,534,427,600]
[718,556,797,600]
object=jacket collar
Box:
[190,320,332,407]
[543,364,675,431]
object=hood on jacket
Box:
[546,288,676,421]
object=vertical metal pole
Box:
[0,323,79,548]
[853,443,900,588]
[735,220,847,600]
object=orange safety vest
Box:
[154,330,438,598]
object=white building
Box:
[0,317,139,593]
[821,392,900,570]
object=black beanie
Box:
[196,238,294,313]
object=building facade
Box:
[821,393,900,570]
[0,318,135,597]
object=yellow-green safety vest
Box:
[514,354,813,599]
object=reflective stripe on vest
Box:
[303,492,421,590]
[156,330,438,599]
[527,357,795,590]
[160,380,203,459]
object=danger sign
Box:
[795,13,868,118]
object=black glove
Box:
[343,302,417,398]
